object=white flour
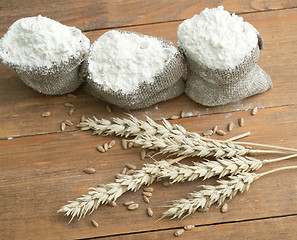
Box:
[0,15,90,69]
[177,6,258,69]
[88,30,177,94]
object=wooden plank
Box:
[1,8,297,139]
[0,1,297,35]
[107,215,297,240]
[1,105,297,239]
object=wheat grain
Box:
[147,207,153,217]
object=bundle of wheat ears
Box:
[58,115,297,222]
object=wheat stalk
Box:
[58,153,297,222]
[78,115,297,154]
[159,165,297,220]
[132,134,287,158]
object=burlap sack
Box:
[181,34,273,106]
[81,30,186,110]
[0,31,89,95]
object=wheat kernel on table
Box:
[169,115,179,120]
[213,125,218,133]
[96,145,105,153]
[180,111,185,118]
[216,129,226,136]
[128,142,134,149]
[108,140,116,149]
[162,181,171,187]
[41,111,51,117]
[91,220,99,227]
[60,122,66,131]
[147,207,153,217]
[140,150,146,160]
[228,121,234,132]
[239,117,244,127]
[127,203,139,211]
[174,229,184,237]
[221,203,228,213]
[67,93,76,98]
[142,192,152,197]
[121,167,128,175]
[68,108,75,116]
[81,115,86,122]
[144,187,154,192]
[108,201,117,207]
[123,201,134,206]
[64,102,74,107]
[103,142,109,151]
[121,139,128,150]
[64,119,73,126]
[84,167,96,174]
[126,163,137,170]
[202,129,213,136]
[251,107,258,115]
[126,169,135,175]
[106,105,112,113]
[184,225,195,231]
[142,195,150,203]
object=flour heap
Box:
[0,15,90,70]
[179,6,272,106]
[87,30,178,94]
[177,6,258,69]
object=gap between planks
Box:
[0,103,295,141]
[74,213,297,240]
[82,6,297,33]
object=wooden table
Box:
[1,1,297,239]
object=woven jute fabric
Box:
[181,34,273,106]
[0,32,89,95]
[80,30,186,110]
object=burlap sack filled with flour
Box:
[178,6,272,106]
[0,16,90,95]
[81,30,186,109]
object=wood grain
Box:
[1,105,297,239]
[1,8,297,139]
[0,0,297,35]
[107,215,297,240]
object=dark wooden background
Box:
[1,1,297,239]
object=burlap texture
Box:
[0,31,89,95]
[181,34,273,106]
[81,30,186,110]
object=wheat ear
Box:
[78,115,297,154]
[58,153,297,222]
[159,165,297,220]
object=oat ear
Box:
[257,33,264,50]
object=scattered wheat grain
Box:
[169,115,179,120]
[103,142,109,151]
[221,203,228,213]
[121,139,128,150]
[128,142,134,149]
[81,115,86,122]
[106,105,112,113]
[202,130,213,136]
[142,195,150,203]
[126,163,137,170]
[64,103,74,107]
[108,201,117,207]
[121,167,128,175]
[140,150,146,160]
[64,119,73,126]
[68,108,74,116]
[144,187,154,193]
[41,112,51,117]
[83,167,96,174]
[180,111,185,118]
[162,181,171,187]
[61,122,66,131]
[213,125,218,134]
[174,229,184,237]
[251,107,258,116]
[127,203,139,211]
[96,145,105,153]
[228,121,234,132]
[126,169,135,175]
[216,129,226,136]
[108,140,116,149]
[143,192,153,197]
[184,225,195,231]
[67,93,76,98]
[147,207,153,217]
[91,220,99,227]
[123,201,135,206]
[239,117,244,127]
